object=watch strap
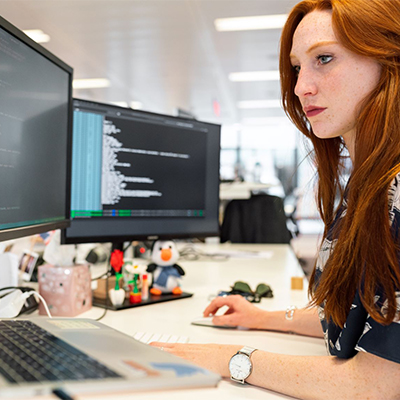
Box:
[238,346,257,357]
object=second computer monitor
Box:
[0,15,72,243]
[62,99,221,245]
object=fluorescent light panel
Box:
[242,117,290,125]
[73,79,110,89]
[110,101,143,110]
[215,14,287,32]
[130,101,142,110]
[229,70,279,82]
[237,99,282,109]
[111,101,128,107]
[23,29,50,43]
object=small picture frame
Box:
[18,250,39,282]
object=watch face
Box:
[229,353,252,380]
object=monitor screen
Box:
[0,16,72,242]
[62,99,221,245]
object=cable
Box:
[23,291,52,318]
[179,244,229,261]
[0,286,31,295]
[94,242,132,321]
[52,388,75,400]
[122,242,133,253]
[94,269,111,321]
[91,271,108,281]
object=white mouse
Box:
[191,316,237,329]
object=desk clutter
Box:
[5,236,193,317]
[93,240,193,311]
[92,276,193,311]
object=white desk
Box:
[220,182,278,200]
[71,243,325,400]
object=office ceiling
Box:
[0,0,299,126]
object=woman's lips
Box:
[305,107,326,118]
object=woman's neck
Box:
[342,130,355,163]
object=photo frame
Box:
[18,250,39,282]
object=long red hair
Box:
[280,0,400,327]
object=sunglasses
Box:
[218,281,273,303]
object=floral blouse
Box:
[315,174,400,363]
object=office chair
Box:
[220,194,292,244]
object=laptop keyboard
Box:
[0,320,122,384]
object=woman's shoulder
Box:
[388,173,400,225]
[389,173,400,202]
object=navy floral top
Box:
[315,174,400,363]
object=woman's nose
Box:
[294,68,317,98]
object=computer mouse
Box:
[191,316,237,329]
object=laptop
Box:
[0,318,220,398]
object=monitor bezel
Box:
[61,98,221,244]
[0,15,73,242]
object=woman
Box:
[152,0,400,398]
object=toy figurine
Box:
[123,262,146,293]
[108,249,125,306]
[129,274,142,304]
[147,240,185,295]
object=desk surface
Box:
[71,243,325,400]
[220,182,276,200]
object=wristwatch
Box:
[228,346,257,384]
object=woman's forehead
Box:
[291,10,337,58]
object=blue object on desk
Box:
[151,363,208,377]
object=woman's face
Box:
[290,10,381,149]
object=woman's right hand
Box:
[203,294,267,329]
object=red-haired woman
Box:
[152,1,400,398]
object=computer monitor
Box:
[0,16,73,242]
[62,99,221,249]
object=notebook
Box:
[0,318,220,398]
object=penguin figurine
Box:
[147,240,185,295]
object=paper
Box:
[43,230,76,267]
[209,250,274,259]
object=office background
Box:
[0,0,322,263]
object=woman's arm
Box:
[151,343,400,400]
[204,295,324,338]
[247,350,400,400]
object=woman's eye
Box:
[293,65,301,75]
[317,55,333,65]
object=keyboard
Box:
[0,320,122,384]
[133,332,189,344]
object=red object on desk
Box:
[110,249,124,273]
[130,292,142,304]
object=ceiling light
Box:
[111,101,128,108]
[237,99,282,109]
[229,70,279,82]
[72,79,110,89]
[241,117,290,125]
[23,29,50,43]
[130,101,143,110]
[215,14,287,32]
[109,101,142,109]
